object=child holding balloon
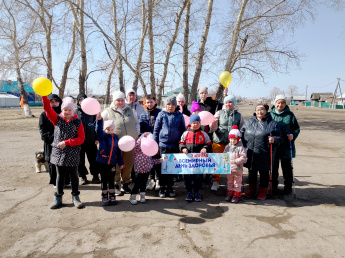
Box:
[129,133,162,204]
[95,113,124,206]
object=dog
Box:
[35,150,48,173]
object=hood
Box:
[48,94,62,114]
[77,93,87,107]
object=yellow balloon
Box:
[32,77,53,96]
[219,71,232,88]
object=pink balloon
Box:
[118,135,135,152]
[141,137,158,157]
[81,98,101,115]
[183,114,190,126]
[199,111,215,126]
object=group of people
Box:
[39,86,300,209]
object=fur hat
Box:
[191,101,201,113]
[224,95,235,104]
[229,125,241,140]
[176,93,185,102]
[166,96,177,106]
[61,97,75,110]
[274,94,286,103]
[112,91,125,102]
[198,86,208,93]
[104,120,115,131]
[126,89,136,97]
[190,114,201,124]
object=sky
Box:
[225,5,345,99]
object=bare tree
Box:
[182,0,191,105]
[190,0,214,104]
[288,85,299,97]
[147,0,156,98]
[270,86,281,101]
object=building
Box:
[0,80,36,102]
[292,95,306,105]
[161,85,192,106]
[310,92,333,102]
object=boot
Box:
[231,192,242,203]
[244,184,256,197]
[109,192,116,205]
[146,179,155,191]
[50,195,62,209]
[257,187,268,200]
[155,179,160,191]
[211,181,219,191]
[225,190,234,202]
[129,194,137,205]
[115,185,124,196]
[72,195,84,209]
[139,192,146,203]
[122,183,131,194]
[102,192,110,206]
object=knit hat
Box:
[126,88,136,97]
[176,93,185,102]
[224,95,235,104]
[256,103,269,112]
[198,86,208,93]
[166,96,177,106]
[112,91,125,102]
[61,97,75,110]
[229,125,241,140]
[274,94,286,103]
[104,120,115,131]
[190,114,201,124]
[191,101,201,113]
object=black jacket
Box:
[75,104,97,143]
[240,113,281,171]
[176,104,191,116]
[198,97,223,115]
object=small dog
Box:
[35,150,48,173]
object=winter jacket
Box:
[39,94,62,162]
[42,96,85,167]
[212,108,244,144]
[270,105,300,159]
[96,119,124,166]
[240,113,281,171]
[101,104,139,139]
[75,105,97,143]
[223,140,247,174]
[126,99,145,120]
[133,134,161,173]
[176,104,191,116]
[198,97,223,115]
[140,106,162,133]
[153,110,186,148]
[179,128,212,153]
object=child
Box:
[223,125,247,203]
[190,101,201,114]
[179,114,212,202]
[96,113,124,206]
[129,133,162,204]
[153,96,185,198]
[139,95,162,191]
[42,96,85,209]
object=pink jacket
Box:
[223,140,247,174]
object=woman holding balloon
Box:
[101,91,139,195]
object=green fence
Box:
[29,101,43,107]
[304,101,344,109]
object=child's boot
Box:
[244,184,256,197]
[115,185,123,196]
[139,192,146,203]
[72,195,84,209]
[122,183,132,194]
[155,179,160,191]
[231,191,242,203]
[185,192,193,201]
[109,191,116,205]
[102,192,110,206]
[146,179,155,190]
[257,187,268,200]
[129,194,138,205]
[211,181,219,191]
[225,190,234,202]
[50,194,62,209]
[194,192,201,202]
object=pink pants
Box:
[227,172,242,192]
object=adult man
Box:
[125,89,145,120]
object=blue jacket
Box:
[96,119,124,166]
[153,110,185,148]
[140,107,162,133]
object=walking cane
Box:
[289,141,296,199]
[269,143,273,196]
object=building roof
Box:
[310,92,333,101]
[0,80,34,93]
[162,85,192,97]
[293,96,306,101]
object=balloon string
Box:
[88,120,97,127]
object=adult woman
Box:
[240,103,281,200]
[209,95,244,191]
[101,91,139,194]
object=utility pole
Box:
[305,85,308,101]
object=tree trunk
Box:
[157,0,187,106]
[78,0,87,94]
[183,0,191,105]
[148,0,155,98]
[190,0,213,104]
[105,61,116,108]
[17,72,32,117]
[132,0,147,93]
